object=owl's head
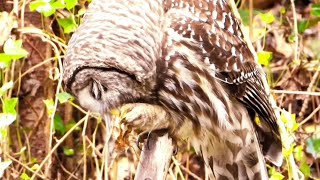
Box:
[63,0,166,131]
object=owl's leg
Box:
[113,103,177,151]
[115,103,172,134]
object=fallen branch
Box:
[135,133,174,180]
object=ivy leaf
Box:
[269,166,284,180]
[65,0,78,10]
[300,159,311,178]
[51,0,66,9]
[3,98,18,115]
[3,39,28,59]
[258,51,273,66]
[54,114,66,135]
[57,92,74,104]
[43,99,55,116]
[57,16,78,33]
[29,0,56,17]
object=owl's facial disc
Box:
[73,68,144,116]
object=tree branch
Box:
[135,133,173,180]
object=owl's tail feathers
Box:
[255,125,283,167]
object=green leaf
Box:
[0,54,14,69]
[43,99,55,116]
[294,145,303,162]
[300,159,311,178]
[280,111,298,132]
[57,16,78,33]
[298,20,309,34]
[65,0,78,10]
[260,12,275,24]
[29,0,56,17]
[269,166,284,180]
[239,10,250,26]
[257,51,273,66]
[77,8,86,17]
[54,114,66,135]
[66,120,81,131]
[51,0,66,9]
[57,92,74,104]
[3,39,28,59]
[63,147,75,156]
[306,138,320,158]
[3,98,18,115]
[20,172,30,180]
[269,172,284,180]
[311,4,320,17]
[29,1,47,11]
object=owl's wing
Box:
[164,0,281,163]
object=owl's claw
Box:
[135,129,171,151]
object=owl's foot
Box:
[114,103,171,134]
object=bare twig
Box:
[270,89,320,96]
[299,71,320,117]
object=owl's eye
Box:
[91,80,106,100]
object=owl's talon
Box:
[136,133,149,151]
[135,129,169,150]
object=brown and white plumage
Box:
[63,0,282,179]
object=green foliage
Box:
[306,137,320,158]
[311,4,320,17]
[29,0,79,33]
[29,0,78,17]
[57,16,78,33]
[63,147,75,156]
[65,120,81,131]
[269,166,284,180]
[20,172,30,180]
[298,20,309,34]
[57,92,74,104]
[0,39,28,68]
[294,146,311,178]
[260,12,275,24]
[257,51,273,66]
[43,99,55,116]
[281,111,298,133]
[54,114,67,135]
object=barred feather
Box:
[63,0,282,179]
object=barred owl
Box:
[63,0,283,179]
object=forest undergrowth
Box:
[0,0,319,179]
